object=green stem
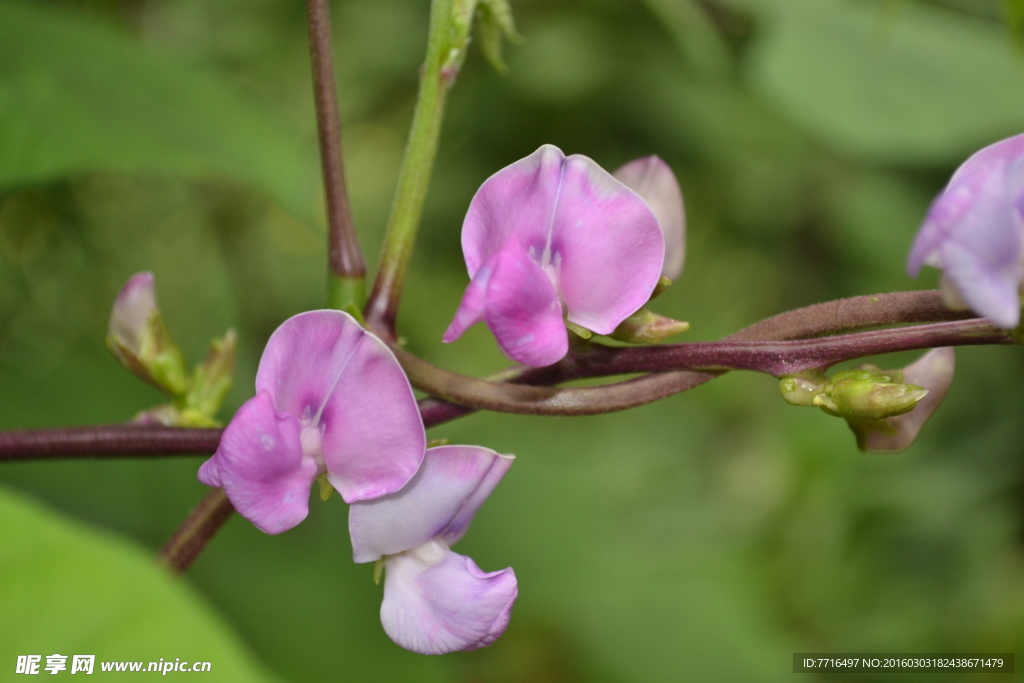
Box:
[364,0,458,337]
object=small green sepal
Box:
[373,558,385,585]
[317,474,334,502]
[649,276,673,301]
[565,320,593,340]
[778,374,829,407]
[609,309,689,344]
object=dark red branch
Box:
[307,0,364,280]
[0,426,222,461]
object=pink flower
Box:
[349,446,516,654]
[443,145,668,366]
[198,310,425,534]
[908,133,1024,328]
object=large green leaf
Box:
[0,485,277,681]
[0,1,318,225]
[744,0,1024,163]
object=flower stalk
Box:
[364,0,458,336]
[306,0,366,310]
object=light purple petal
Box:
[613,156,686,280]
[935,167,1024,327]
[255,310,425,503]
[461,145,569,277]
[908,133,1024,286]
[864,348,955,453]
[198,391,318,535]
[380,549,517,655]
[349,445,513,563]
[553,154,664,333]
[108,272,156,354]
[482,239,568,366]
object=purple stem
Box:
[307,0,364,283]
[0,426,222,461]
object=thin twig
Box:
[158,488,235,573]
[0,426,222,461]
[307,0,365,305]
[396,291,1000,415]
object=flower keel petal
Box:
[199,391,317,534]
[483,240,568,366]
[381,550,517,655]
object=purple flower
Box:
[349,445,516,654]
[908,133,1024,328]
[198,310,425,534]
[612,155,686,281]
[443,145,666,366]
[106,272,189,395]
[108,272,158,357]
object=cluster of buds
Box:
[780,348,956,452]
[106,273,235,427]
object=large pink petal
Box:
[255,310,425,503]
[613,156,686,280]
[318,326,425,503]
[461,145,569,277]
[483,240,568,366]
[349,446,513,563]
[255,310,367,421]
[381,549,517,655]
[553,154,664,334]
[198,391,318,535]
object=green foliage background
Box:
[1,0,1023,680]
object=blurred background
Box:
[2,0,1023,680]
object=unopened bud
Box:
[779,374,829,407]
[813,370,927,422]
[609,308,689,344]
[106,272,187,396]
[860,347,955,452]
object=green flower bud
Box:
[609,308,689,344]
[779,374,828,407]
[106,272,188,396]
[813,370,927,422]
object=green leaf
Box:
[745,0,1024,163]
[0,485,277,681]
[475,0,523,72]
[0,2,317,226]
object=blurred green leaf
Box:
[0,485,277,681]
[745,0,1024,162]
[0,1,318,226]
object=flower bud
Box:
[609,308,689,344]
[812,367,927,422]
[779,374,829,407]
[859,348,955,453]
[106,272,188,396]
